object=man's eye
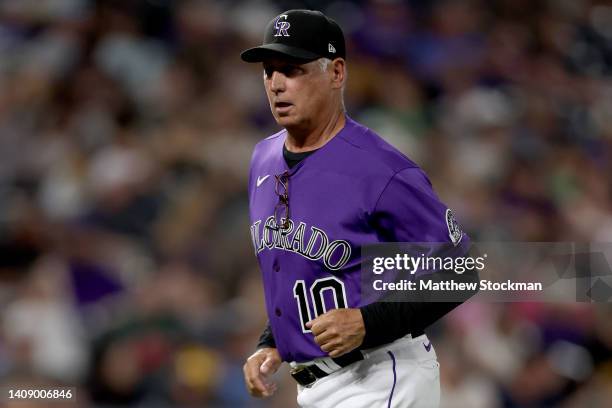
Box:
[285,67,301,76]
[263,66,302,78]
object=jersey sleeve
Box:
[372,167,468,247]
[360,167,476,348]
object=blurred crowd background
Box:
[0,0,611,407]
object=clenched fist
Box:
[243,347,282,397]
[306,308,365,358]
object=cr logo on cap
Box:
[274,14,290,37]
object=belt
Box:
[290,329,425,387]
[290,349,364,387]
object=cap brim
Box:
[240,43,320,63]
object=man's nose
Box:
[269,71,286,93]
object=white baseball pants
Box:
[296,334,440,408]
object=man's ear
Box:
[330,58,346,89]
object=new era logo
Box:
[328,43,336,53]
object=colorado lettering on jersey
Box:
[250,216,352,270]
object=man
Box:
[241,10,475,408]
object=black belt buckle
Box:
[290,365,318,388]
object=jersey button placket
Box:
[275,308,282,317]
[273,260,280,272]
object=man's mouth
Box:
[274,102,293,113]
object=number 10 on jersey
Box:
[293,277,348,333]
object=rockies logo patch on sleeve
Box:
[446,209,463,246]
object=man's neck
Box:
[285,111,346,153]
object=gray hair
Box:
[317,58,332,72]
[317,58,346,111]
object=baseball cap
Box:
[240,9,346,63]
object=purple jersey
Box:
[248,117,469,362]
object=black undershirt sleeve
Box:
[256,321,276,349]
[360,302,459,348]
[359,248,480,349]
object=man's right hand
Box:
[243,347,282,398]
